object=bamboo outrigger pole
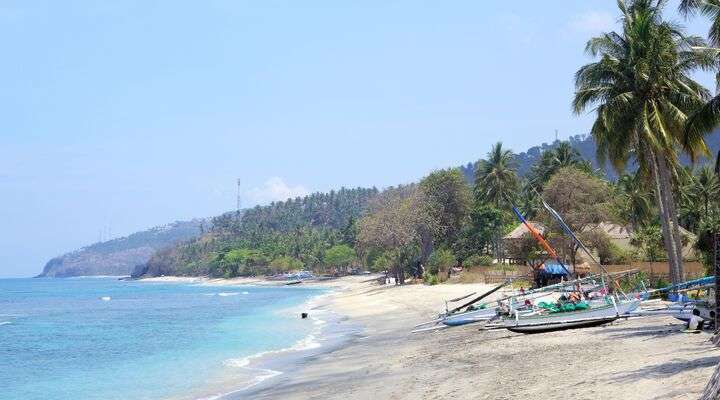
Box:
[535,190,629,299]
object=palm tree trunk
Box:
[648,150,683,286]
[656,153,685,282]
[701,361,720,400]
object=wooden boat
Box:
[441,307,499,326]
[485,299,640,334]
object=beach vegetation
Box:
[324,245,356,270]
[573,0,716,285]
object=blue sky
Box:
[0,1,716,277]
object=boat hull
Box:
[442,308,498,326]
[489,299,640,334]
[507,316,618,333]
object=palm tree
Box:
[617,173,654,229]
[573,0,714,285]
[474,142,519,208]
[680,1,720,46]
[527,141,593,189]
[694,165,720,220]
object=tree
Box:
[615,173,654,229]
[541,167,613,268]
[573,0,714,285]
[418,168,472,253]
[325,244,356,273]
[454,204,506,261]
[474,142,519,208]
[357,186,436,284]
[527,141,593,190]
[426,248,456,281]
[692,165,720,221]
[631,224,666,262]
[269,256,303,274]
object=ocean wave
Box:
[0,321,11,326]
[195,366,281,400]
[218,292,240,297]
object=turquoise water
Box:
[0,277,324,400]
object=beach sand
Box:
[242,275,720,400]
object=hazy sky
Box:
[1,1,716,277]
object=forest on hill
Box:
[39,220,206,277]
[134,135,720,284]
[43,131,720,279]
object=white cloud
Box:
[245,177,309,206]
[569,11,616,34]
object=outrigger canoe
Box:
[485,299,640,334]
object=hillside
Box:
[134,187,379,277]
[459,132,720,183]
[46,131,720,279]
[38,219,206,277]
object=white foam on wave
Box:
[0,321,11,326]
[198,289,338,400]
[218,292,240,297]
[100,296,111,301]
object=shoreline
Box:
[235,277,720,400]
[138,275,720,399]
[141,275,362,400]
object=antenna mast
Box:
[236,178,242,212]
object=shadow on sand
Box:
[609,356,720,383]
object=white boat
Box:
[485,299,641,334]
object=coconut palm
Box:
[573,0,714,285]
[617,173,654,229]
[680,0,720,46]
[527,141,593,190]
[693,165,720,220]
[474,142,519,208]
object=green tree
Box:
[426,248,456,280]
[527,142,593,191]
[572,0,714,285]
[455,204,506,261]
[418,168,472,251]
[541,167,614,268]
[269,256,303,274]
[615,173,654,229]
[325,244,356,272]
[631,224,666,262]
[474,142,519,208]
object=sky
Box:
[1,1,717,277]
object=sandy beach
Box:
[229,275,720,400]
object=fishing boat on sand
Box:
[485,298,641,333]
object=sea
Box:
[0,277,333,400]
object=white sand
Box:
[244,276,720,400]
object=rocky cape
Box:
[38,219,207,277]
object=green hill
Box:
[38,219,206,277]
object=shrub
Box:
[423,272,439,285]
[606,244,632,264]
[463,254,493,267]
[426,248,456,275]
[476,255,494,266]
